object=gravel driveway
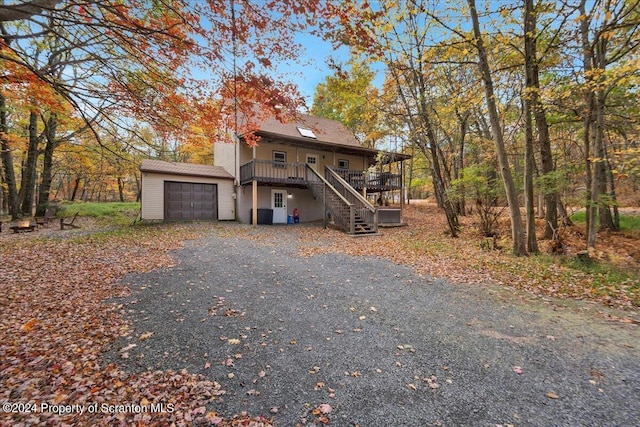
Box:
[106,225,640,426]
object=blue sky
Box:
[283,31,352,109]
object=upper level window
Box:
[338,159,349,169]
[273,151,286,168]
[297,127,317,139]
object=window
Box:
[273,191,284,208]
[297,127,317,139]
[273,151,286,168]
[338,159,349,169]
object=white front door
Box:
[271,189,287,223]
[306,154,319,173]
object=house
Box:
[214,113,411,234]
[140,160,235,221]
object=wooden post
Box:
[400,160,405,215]
[252,146,257,226]
[252,180,257,226]
[323,183,327,229]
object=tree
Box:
[311,54,385,148]
[577,0,640,249]
[1,0,329,217]
[0,91,20,217]
[326,0,461,236]
[467,0,527,255]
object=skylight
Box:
[297,127,317,139]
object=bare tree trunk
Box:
[469,0,527,255]
[407,143,415,204]
[117,176,125,202]
[36,113,58,216]
[135,173,142,202]
[578,0,598,250]
[20,110,40,216]
[523,0,539,253]
[603,140,620,230]
[0,92,21,219]
[523,97,539,253]
[523,0,557,239]
[70,176,82,201]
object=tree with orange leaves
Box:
[0,1,328,218]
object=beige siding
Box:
[246,142,368,171]
[254,142,297,162]
[329,153,367,170]
[141,172,234,221]
[213,142,237,177]
[239,142,253,164]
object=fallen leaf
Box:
[408,383,417,391]
[20,318,38,332]
[546,391,559,399]
[228,338,241,345]
[139,331,154,340]
[513,366,523,374]
[319,403,332,414]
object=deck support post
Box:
[252,180,257,226]
[323,183,327,229]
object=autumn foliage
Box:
[0,1,331,219]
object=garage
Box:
[140,159,235,221]
[164,181,218,220]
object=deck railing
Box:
[240,161,402,191]
[240,160,307,185]
[330,167,402,190]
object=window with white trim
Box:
[273,151,286,168]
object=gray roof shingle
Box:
[140,159,233,179]
[256,114,363,149]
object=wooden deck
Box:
[240,160,402,191]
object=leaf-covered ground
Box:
[0,224,269,426]
[297,203,640,314]
[1,204,638,426]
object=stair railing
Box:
[305,165,355,233]
[325,166,378,233]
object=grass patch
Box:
[571,210,640,232]
[57,201,140,226]
[564,256,640,305]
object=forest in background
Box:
[1,0,639,255]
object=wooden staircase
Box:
[354,213,376,234]
[306,166,378,235]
